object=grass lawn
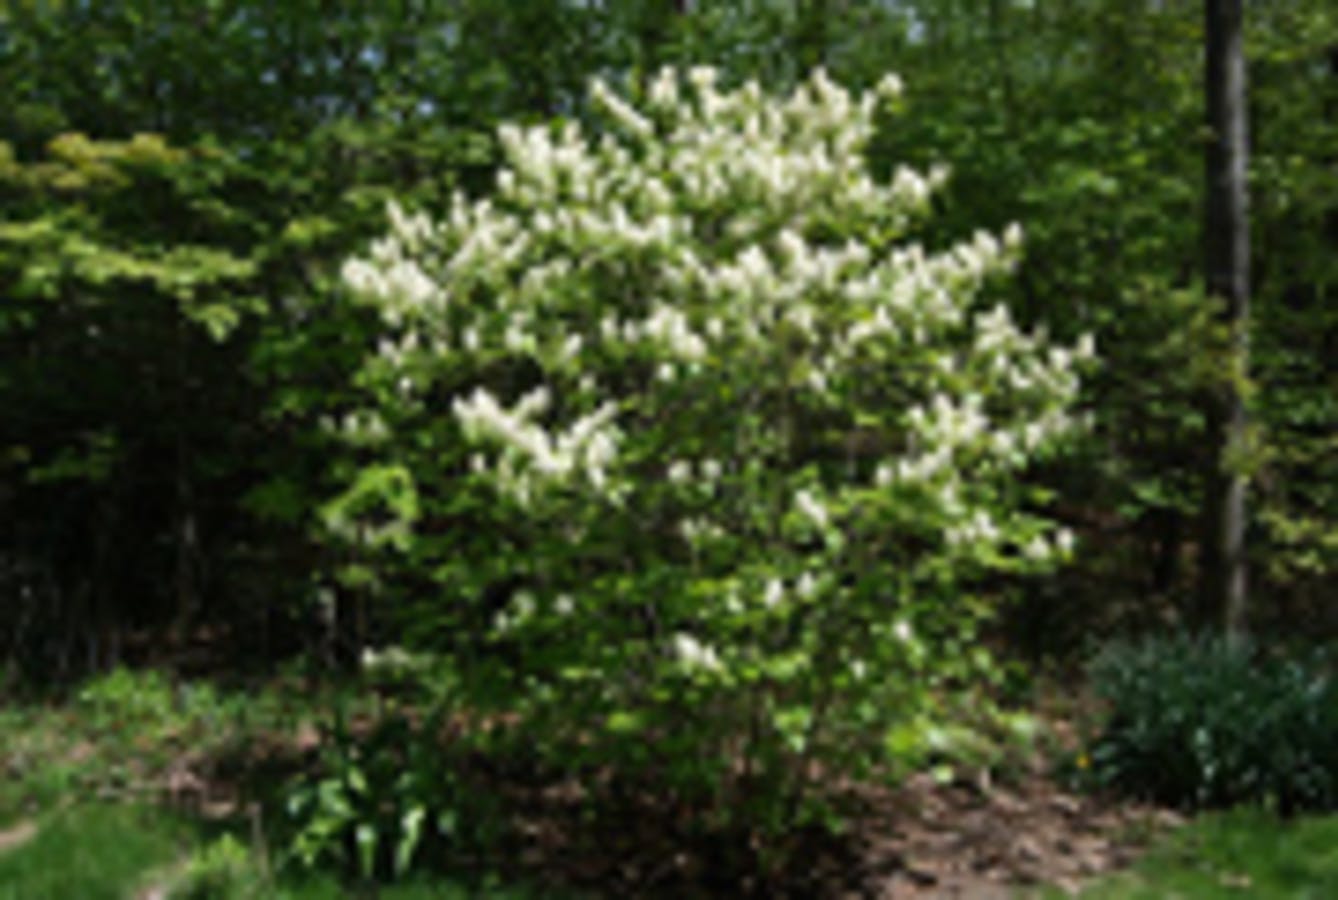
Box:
[0,805,186,900]
[0,802,570,899]
[1064,809,1338,898]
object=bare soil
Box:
[199,727,1178,898]
[0,820,38,855]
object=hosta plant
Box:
[331,67,1092,835]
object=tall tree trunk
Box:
[1200,0,1250,637]
[170,308,203,659]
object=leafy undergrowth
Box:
[10,666,1297,897]
[6,802,1336,899]
[1054,809,1338,898]
[0,669,373,824]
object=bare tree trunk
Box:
[173,316,201,648]
[1200,0,1250,638]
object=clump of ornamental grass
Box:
[327,66,1093,846]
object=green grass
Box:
[0,803,574,899]
[1065,809,1338,898]
[273,877,574,899]
[0,673,571,899]
[0,805,187,900]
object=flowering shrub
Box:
[333,67,1092,832]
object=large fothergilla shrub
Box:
[333,67,1093,831]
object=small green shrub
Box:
[78,667,178,728]
[1084,633,1338,812]
[77,667,237,742]
[283,710,503,883]
[168,834,265,900]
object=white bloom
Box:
[591,78,654,138]
[562,333,584,361]
[794,489,829,530]
[1076,333,1096,360]
[504,323,528,353]
[648,67,679,109]
[876,72,904,100]
[673,632,721,671]
[513,591,536,619]
[1023,535,1050,562]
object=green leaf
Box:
[605,710,645,735]
[355,823,377,878]
[396,806,426,875]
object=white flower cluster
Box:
[320,409,390,447]
[361,645,433,676]
[673,632,722,673]
[340,65,1092,600]
[453,387,619,503]
[794,488,831,531]
[755,571,822,614]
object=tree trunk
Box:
[173,316,201,646]
[1199,0,1250,638]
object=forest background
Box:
[3,0,1332,675]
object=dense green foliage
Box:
[2,0,1333,665]
[1085,634,1338,812]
